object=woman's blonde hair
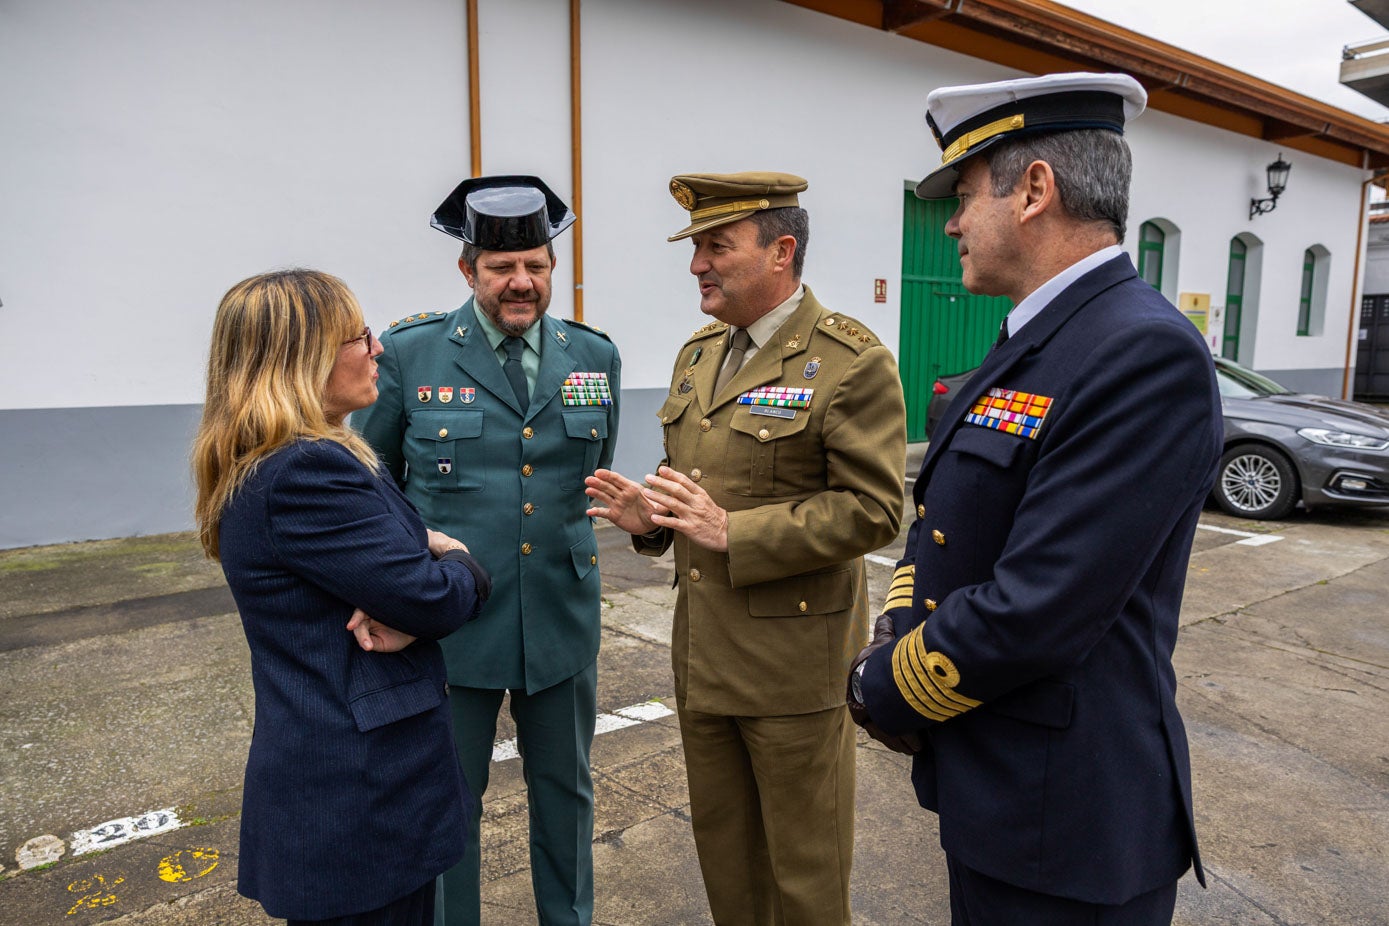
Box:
[193,269,381,559]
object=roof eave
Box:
[782,0,1389,169]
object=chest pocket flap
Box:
[409,408,484,441]
[657,393,692,426]
[728,407,812,442]
[562,410,609,441]
[947,423,1025,469]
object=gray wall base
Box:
[1,390,671,551]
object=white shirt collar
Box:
[1004,245,1123,337]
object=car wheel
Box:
[1214,444,1299,520]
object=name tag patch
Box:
[737,387,814,409]
[563,371,613,406]
[965,387,1052,439]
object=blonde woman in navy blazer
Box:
[193,269,491,926]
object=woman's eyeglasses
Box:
[342,326,372,352]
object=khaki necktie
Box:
[714,328,752,394]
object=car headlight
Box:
[1296,428,1389,451]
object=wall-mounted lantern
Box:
[1250,154,1292,219]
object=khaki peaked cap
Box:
[667,171,808,241]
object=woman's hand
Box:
[347,608,417,653]
[427,529,470,558]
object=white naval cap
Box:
[915,72,1147,200]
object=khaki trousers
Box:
[678,704,856,926]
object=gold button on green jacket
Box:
[637,287,906,716]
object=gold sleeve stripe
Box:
[894,644,961,716]
[893,642,955,722]
[883,563,916,612]
[900,643,971,715]
[913,638,981,711]
[891,625,982,722]
[903,642,980,712]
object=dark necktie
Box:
[714,328,753,395]
[503,336,529,412]
[994,318,1010,349]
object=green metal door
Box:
[899,189,1011,441]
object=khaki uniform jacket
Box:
[637,287,905,716]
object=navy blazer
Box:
[861,255,1221,904]
[218,438,486,920]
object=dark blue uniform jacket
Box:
[218,439,486,920]
[861,254,1221,904]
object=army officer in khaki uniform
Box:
[586,172,906,926]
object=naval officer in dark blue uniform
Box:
[356,176,620,926]
[848,73,1221,925]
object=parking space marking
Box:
[71,808,181,856]
[491,699,674,763]
[33,703,677,872]
[1197,523,1284,546]
[865,553,897,568]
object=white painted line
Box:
[1196,523,1284,546]
[46,702,677,863]
[865,553,897,567]
[491,699,674,764]
[613,701,675,723]
[71,808,181,856]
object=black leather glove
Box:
[847,613,924,755]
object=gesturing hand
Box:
[585,469,666,535]
[641,465,730,552]
[347,608,418,653]
[847,613,924,755]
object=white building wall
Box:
[2,0,475,411]
[1128,110,1365,386]
[581,0,1015,389]
[1,0,1373,547]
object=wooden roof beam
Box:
[1261,119,1329,143]
[882,0,961,33]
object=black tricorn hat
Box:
[431,175,576,249]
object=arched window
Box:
[1138,221,1164,290]
[1223,233,1263,366]
[1223,238,1247,360]
[1136,219,1180,301]
[1298,245,1331,337]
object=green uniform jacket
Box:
[637,287,905,716]
[356,300,620,693]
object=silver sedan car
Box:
[1214,357,1389,519]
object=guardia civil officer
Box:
[586,172,906,925]
[848,74,1221,924]
[355,176,620,926]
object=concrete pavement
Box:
[1,457,1386,924]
